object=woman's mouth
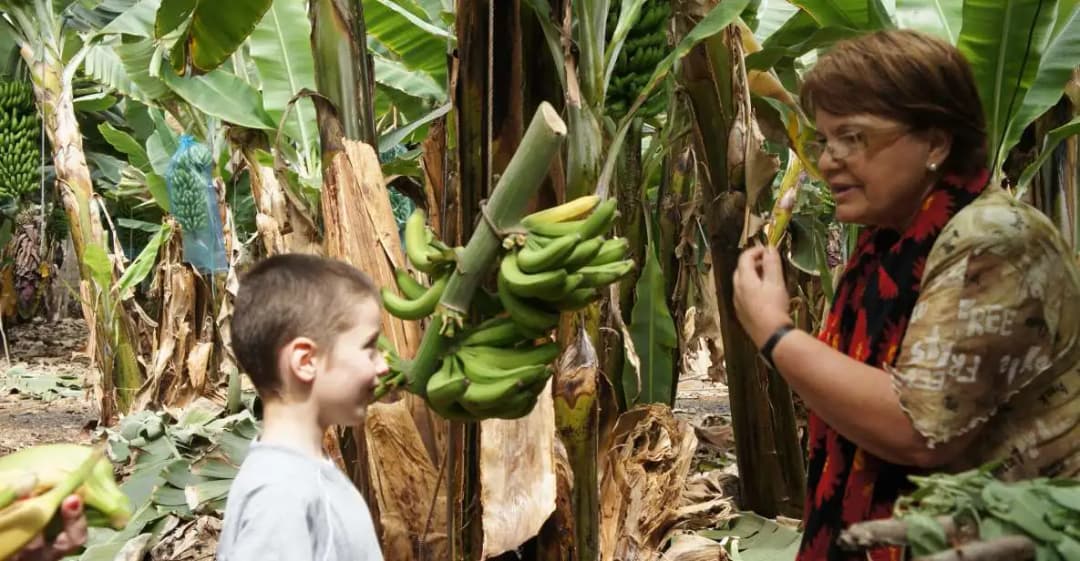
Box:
[831,184,859,199]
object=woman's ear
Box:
[926,128,953,170]
[282,337,319,384]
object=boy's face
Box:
[312,298,388,426]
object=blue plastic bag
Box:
[165,135,227,274]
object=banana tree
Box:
[0,0,144,419]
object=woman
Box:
[733,29,1080,561]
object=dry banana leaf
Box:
[660,533,729,561]
[599,404,699,561]
[364,402,448,561]
[479,378,558,559]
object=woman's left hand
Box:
[733,245,793,348]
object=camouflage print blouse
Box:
[888,185,1080,480]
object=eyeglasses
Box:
[804,125,909,163]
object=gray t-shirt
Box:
[216,442,383,561]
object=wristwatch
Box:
[758,324,795,371]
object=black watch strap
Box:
[759,324,795,371]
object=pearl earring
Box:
[928,162,939,171]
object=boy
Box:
[216,254,387,561]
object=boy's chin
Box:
[328,405,367,426]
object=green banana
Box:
[457,342,560,371]
[425,358,470,411]
[458,357,550,385]
[517,233,581,273]
[554,288,600,311]
[590,237,630,266]
[0,444,130,530]
[522,198,617,239]
[381,275,449,320]
[461,317,524,347]
[532,273,585,303]
[561,236,604,270]
[576,259,635,288]
[463,382,545,420]
[393,268,427,300]
[404,209,440,274]
[496,273,559,337]
[458,366,552,414]
[499,252,567,298]
[521,195,599,227]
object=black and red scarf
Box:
[796,168,990,561]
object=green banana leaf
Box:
[115,221,172,298]
[372,53,447,101]
[249,0,318,158]
[621,238,677,407]
[1001,4,1080,168]
[892,0,964,42]
[790,0,894,29]
[100,0,159,36]
[957,0,1057,176]
[154,0,271,74]
[378,102,450,153]
[753,0,800,42]
[113,39,171,100]
[160,66,276,130]
[1017,116,1080,195]
[98,122,151,171]
[363,0,451,85]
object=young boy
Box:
[216,254,387,561]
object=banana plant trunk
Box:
[675,12,804,518]
[21,44,142,420]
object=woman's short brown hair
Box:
[800,29,987,175]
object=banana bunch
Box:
[0,444,131,559]
[0,79,40,201]
[423,317,557,420]
[605,0,671,120]
[166,140,215,234]
[381,209,456,321]
[499,196,633,337]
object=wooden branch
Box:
[838,517,959,550]
[914,536,1036,561]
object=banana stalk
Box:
[404,102,567,396]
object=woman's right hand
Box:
[11,495,88,561]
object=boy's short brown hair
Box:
[800,29,988,175]
[230,253,378,396]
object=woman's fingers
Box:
[761,246,784,285]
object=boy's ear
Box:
[282,337,319,384]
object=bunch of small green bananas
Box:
[498,195,632,336]
[423,316,559,420]
[0,444,131,559]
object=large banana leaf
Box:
[892,0,963,42]
[248,0,318,158]
[159,67,276,130]
[1001,4,1080,168]
[621,238,677,407]
[84,42,148,102]
[363,0,451,85]
[113,39,171,100]
[154,0,271,74]
[957,0,1056,176]
[371,53,446,101]
[99,122,151,171]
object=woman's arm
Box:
[733,245,979,468]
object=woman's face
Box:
[811,110,950,230]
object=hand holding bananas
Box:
[382,196,634,422]
[1,445,131,560]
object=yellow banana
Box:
[0,444,130,530]
[521,195,599,227]
[523,198,617,239]
[0,448,104,560]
